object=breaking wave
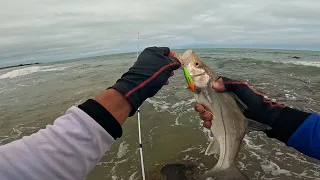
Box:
[146,97,195,115]
[279,60,320,68]
[117,141,129,159]
[0,65,68,79]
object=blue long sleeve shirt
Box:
[287,113,320,160]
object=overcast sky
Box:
[1,0,320,65]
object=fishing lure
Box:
[183,67,195,92]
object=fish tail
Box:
[201,165,249,180]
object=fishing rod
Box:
[136,29,146,180]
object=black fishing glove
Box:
[220,77,311,142]
[110,47,181,116]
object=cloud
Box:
[0,0,320,66]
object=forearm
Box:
[0,90,128,180]
[0,106,116,180]
[265,108,320,160]
[265,107,311,143]
[286,112,320,160]
[95,89,131,125]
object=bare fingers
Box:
[203,120,212,129]
[164,71,175,85]
[194,104,214,129]
[194,104,205,113]
[212,77,225,91]
[199,111,213,121]
[168,49,181,62]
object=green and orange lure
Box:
[183,67,195,92]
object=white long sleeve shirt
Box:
[0,105,116,180]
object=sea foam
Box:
[0,66,68,79]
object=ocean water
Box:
[0,48,319,179]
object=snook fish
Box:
[180,50,249,180]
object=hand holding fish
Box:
[195,76,311,144]
[196,76,286,128]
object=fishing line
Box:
[136,29,148,180]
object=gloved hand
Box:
[110,47,181,116]
[195,76,310,143]
[216,77,285,126]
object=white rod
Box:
[136,29,146,180]
[137,108,146,180]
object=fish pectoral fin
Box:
[205,139,219,156]
[200,165,249,180]
[246,118,272,132]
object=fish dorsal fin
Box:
[230,91,271,132]
[246,118,272,132]
[205,138,219,156]
[230,92,271,132]
[231,92,248,112]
